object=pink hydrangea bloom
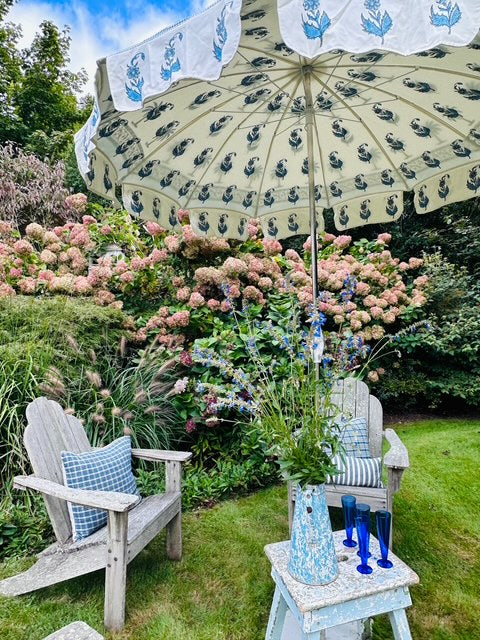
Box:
[258,276,273,290]
[195,267,223,285]
[167,310,190,328]
[120,271,135,283]
[399,261,409,271]
[176,286,191,302]
[333,235,352,249]
[101,225,113,234]
[164,235,180,253]
[207,298,221,311]
[65,193,88,213]
[172,276,185,287]
[414,275,429,288]
[0,282,15,297]
[145,221,165,236]
[368,370,379,383]
[222,257,248,277]
[408,257,423,269]
[74,276,92,294]
[377,233,392,245]
[40,249,57,265]
[370,306,383,319]
[38,269,55,282]
[188,292,205,308]
[25,223,44,240]
[9,268,22,278]
[18,278,36,294]
[262,238,282,256]
[285,249,301,262]
[220,300,232,313]
[13,239,34,255]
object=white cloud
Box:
[6,0,214,94]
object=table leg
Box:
[388,609,413,640]
[266,586,288,640]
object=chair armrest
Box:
[131,449,192,463]
[383,429,410,469]
[13,475,140,513]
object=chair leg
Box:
[166,510,182,560]
[104,511,128,632]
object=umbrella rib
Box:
[253,74,303,214]
[311,71,411,191]
[324,69,472,139]
[183,75,297,210]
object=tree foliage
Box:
[0,3,89,159]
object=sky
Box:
[7,0,215,93]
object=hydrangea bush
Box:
[0,201,429,430]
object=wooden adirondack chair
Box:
[0,397,192,632]
[288,378,409,546]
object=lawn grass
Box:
[1,418,479,640]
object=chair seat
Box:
[326,484,388,511]
[43,492,181,556]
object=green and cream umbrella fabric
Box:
[76,0,480,242]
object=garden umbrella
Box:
[76,0,480,299]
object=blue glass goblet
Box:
[341,495,357,548]
[355,516,373,575]
[355,503,371,558]
[376,510,393,569]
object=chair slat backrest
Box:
[24,398,91,544]
[332,378,383,458]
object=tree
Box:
[0,0,24,143]
[0,6,89,159]
[17,21,88,140]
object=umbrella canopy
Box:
[76,0,480,241]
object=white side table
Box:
[265,532,419,640]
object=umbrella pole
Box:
[303,66,321,377]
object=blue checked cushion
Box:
[61,436,140,541]
[337,416,371,458]
[328,454,382,488]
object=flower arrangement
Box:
[192,294,374,487]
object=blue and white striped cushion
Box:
[338,416,371,458]
[328,454,382,488]
[61,436,140,541]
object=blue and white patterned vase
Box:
[288,483,339,585]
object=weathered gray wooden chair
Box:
[288,378,409,546]
[0,397,192,632]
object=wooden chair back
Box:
[331,378,383,457]
[24,398,91,544]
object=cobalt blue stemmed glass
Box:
[355,503,371,558]
[376,510,394,569]
[355,515,373,575]
[341,495,357,548]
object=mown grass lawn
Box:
[1,418,479,640]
